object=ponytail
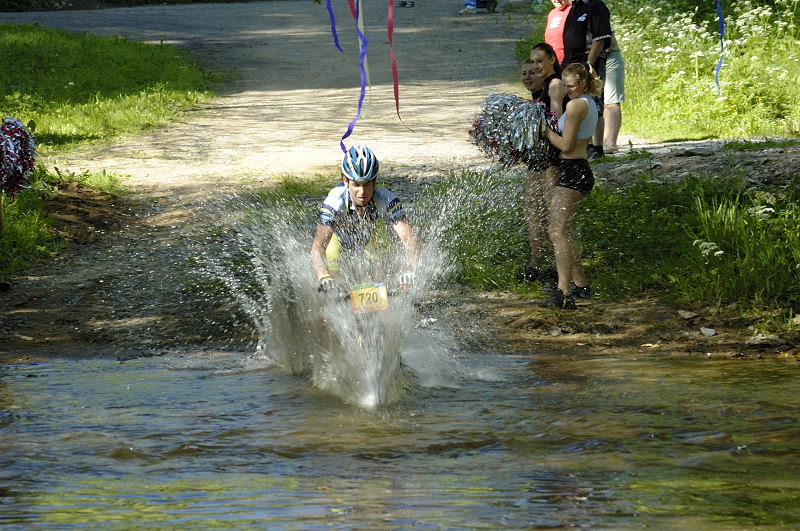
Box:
[562,62,601,96]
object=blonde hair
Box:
[562,62,601,96]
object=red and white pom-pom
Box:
[468,93,560,168]
[1,117,37,197]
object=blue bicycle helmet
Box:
[341,145,379,182]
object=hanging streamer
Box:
[356,0,371,97]
[340,0,369,152]
[715,0,725,96]
[387,0,412,131]
[325,0,342,52]
[327,0,408,151]
[387,0,401,120]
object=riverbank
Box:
[3,143,800,363]
[1,0,799,362]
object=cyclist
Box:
[311,145,419,293]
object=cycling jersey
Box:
[318,184,406,250]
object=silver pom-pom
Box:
[469,93,559,168]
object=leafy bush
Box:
[518,0,800,140]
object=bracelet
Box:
[318,274,332,282]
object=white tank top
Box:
[557,95,598,139]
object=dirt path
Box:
[2,0,542,185]
[1,1,798,362]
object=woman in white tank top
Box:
[538,63,601,309]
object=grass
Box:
[721,138,800,151]
[0,167,123,275]
[578,176,800,309]
[414,168,531,290]
[415,167,800,312]
[0,23,215,150]
[254,175,332,206]
[617,0,800,140]
[1,22,213,277]
[687,192,800,307]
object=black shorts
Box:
[557,158,594,194]
[527,144,561,172]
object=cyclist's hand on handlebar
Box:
[318,276,335,293]
[398,270,415,287]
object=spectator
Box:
[460,0,497,15]
[519,44,568,284]
[529,43,568,119]
[544,0,572,65]
[460,0,477,15]
[518,58,551,284]
[521,58,543,98]
[560,0,625,157]
[539,63,599,309]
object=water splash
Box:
[194,165,531,409]
[199,190,453,410]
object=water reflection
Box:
[1,352,799,528]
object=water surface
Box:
[2,350,799,529]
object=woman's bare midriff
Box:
[559,137,591,160]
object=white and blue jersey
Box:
[318,183,406,250]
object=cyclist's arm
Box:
[392,219,419,267]
[311,224,334,280]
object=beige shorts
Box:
[603,51,625,104]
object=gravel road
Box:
[2,0,539,184]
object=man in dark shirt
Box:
[561,0,613,68]
[560,0,624,157]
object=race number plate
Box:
[350,283,389,314]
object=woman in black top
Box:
[520,43,567,285]
[530,42,568,118]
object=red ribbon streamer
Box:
[387,0,400,119]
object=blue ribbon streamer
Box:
[715,0,725,96]
[325,0,343,52]
[340,0,368,153]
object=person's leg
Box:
[603,103,622,152]
[523,168,548,271]
[602,52,625,152]
[591,58,607,156]
[547,186,584,295]
[593,115,604,154]
[541,164,558,272]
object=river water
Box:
[2,348,799,529]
